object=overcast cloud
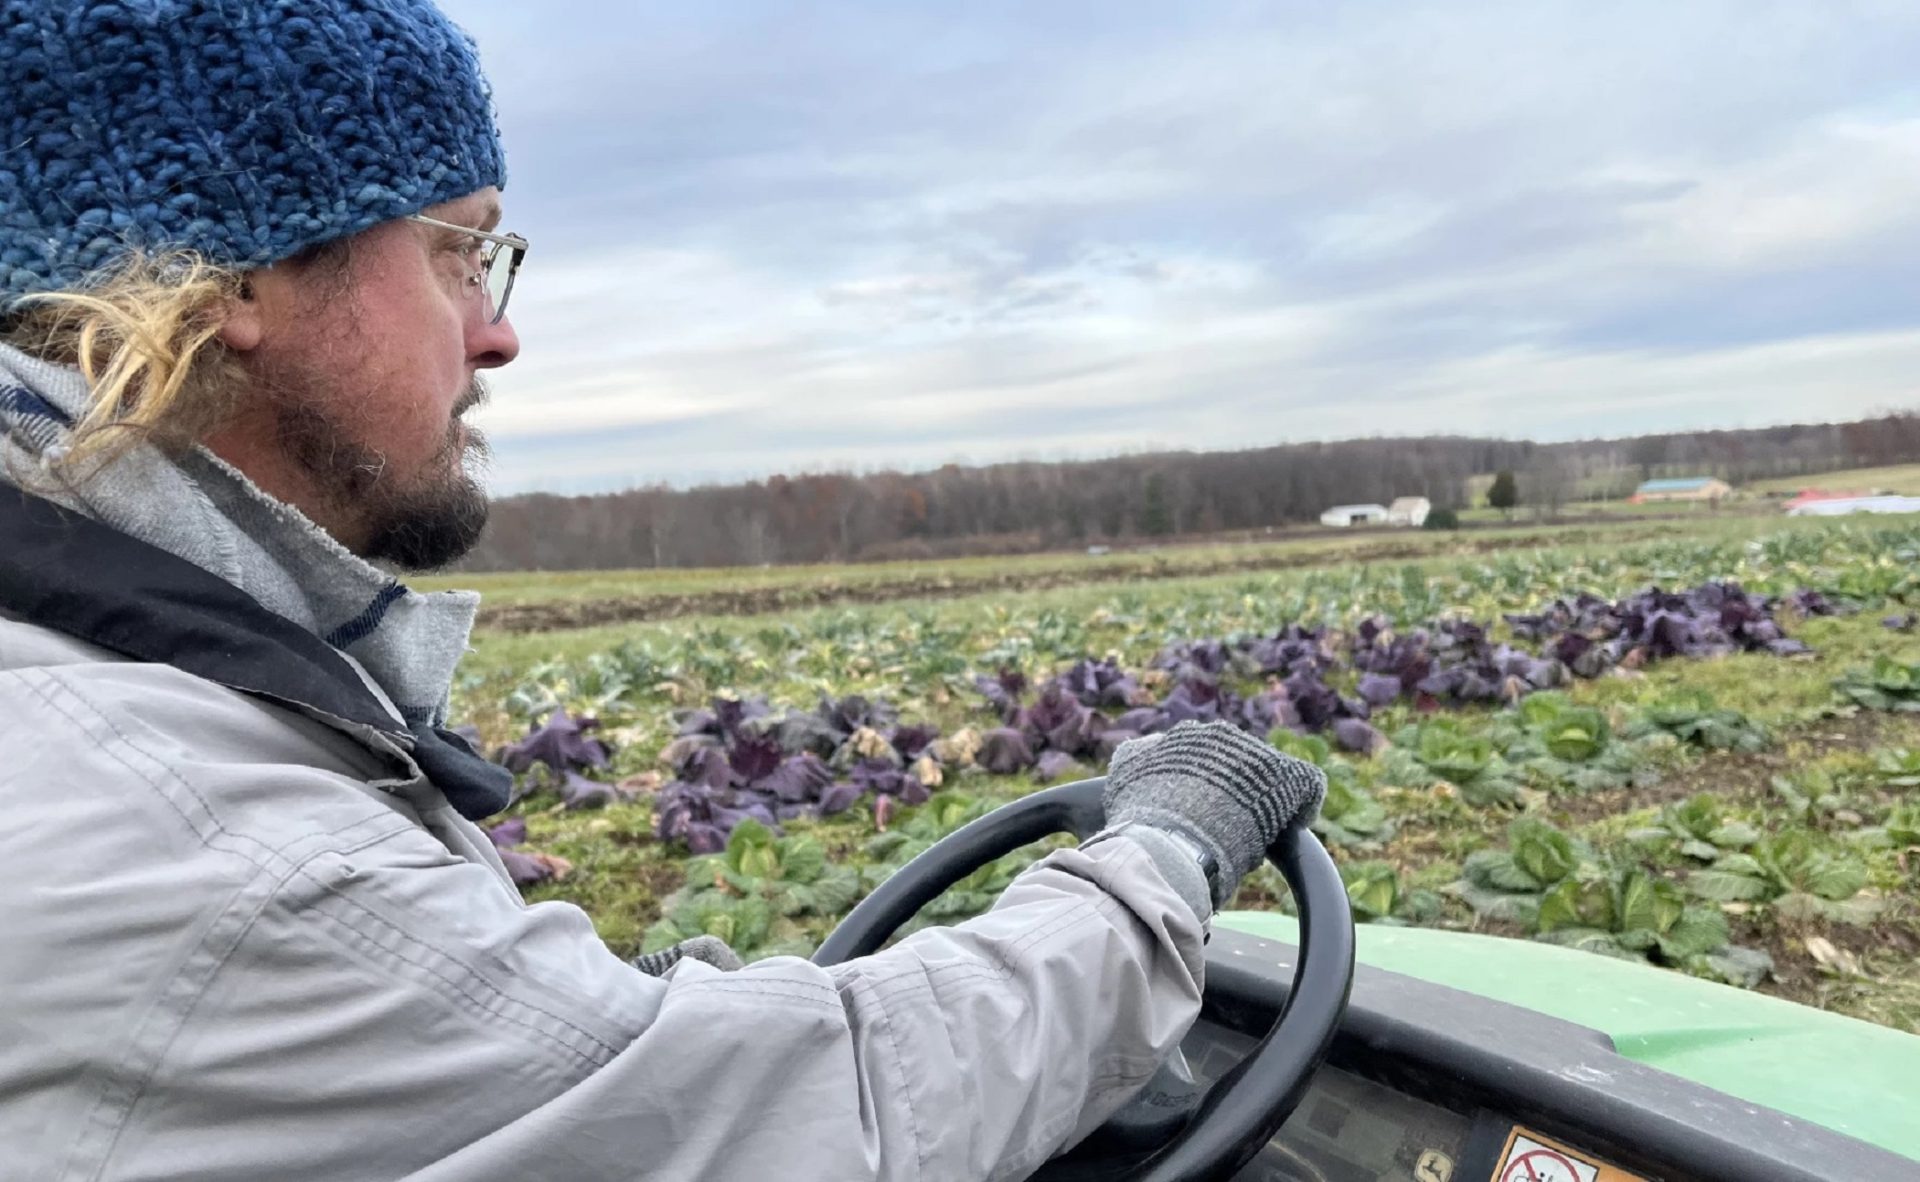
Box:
[435,1,1920,493]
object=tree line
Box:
[459,411,1920,572]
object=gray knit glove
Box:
[633,935,743,977]
[1105,720,1326,910]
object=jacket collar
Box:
[0,487,512,819]
[0,343,481,735]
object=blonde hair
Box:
[2,250,248,481]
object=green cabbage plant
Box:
[1687,831,1881,924]
[1873,748,1920,788]
[1379,719,1521,806]
[1518,692,1611,762]
[1340,861,1442,926]
[1535,866,1729,963]
[643,819,864,961]
[1629,794,1761,862]
[1452,818,1587,924]
[1835,656,1920,713]
[1624,690,1768,752]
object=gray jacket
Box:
[0,510,1205,1181]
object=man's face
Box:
[213,187,521,571]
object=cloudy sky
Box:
[438,1,1920,494]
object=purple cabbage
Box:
[651,692,936,849]
[817,780,865,817]
[484,817,567,885]
[1027,683,1107,756]
[499,709,611,776]
[851,758,930,806]
[1331,717,1388,756]
[889,723,940,760]
[978,727,1038,774]
[1356,673,1403,709]
[1034,749,1083,784]
[761,753,835,803]
[555,770,639,811]
[1060,657,1145,708]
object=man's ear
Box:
[218,276,264,352]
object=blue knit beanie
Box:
[0,0,507,309]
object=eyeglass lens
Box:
[483,244,517,324]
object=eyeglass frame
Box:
[407,213,529,325]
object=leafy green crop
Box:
[1268,730,1335,767]
[1453,818,1587,923]
[1625,690,1768,752]
[1535,866,1730,965]
[457,519,1920,1017]
[1519,693,1611,762]
[1453,819,1767,984]
[1380,718,1522,806]
[1314,781,1395,847]
[863,792,1002,867]
[1835,655,1920,712]
[1417,721,1496,782]
[644,820,864,960]
[1882,805,1920,848]
[1630,794,1761,862]
[1768,769,1856,830]
[862,792,1057,934]
[1687,831,1882,924]
[1872,748,1920,788]
[1340,861,1442,925]
[1270,732,1396,847]
[1500,692,1654,794]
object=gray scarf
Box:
[0,342,478,728]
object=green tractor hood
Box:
[1216,911,1920,1162]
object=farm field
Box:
[1453,499,1750,524]
[430,512,1831,633]
[1744,463,1920,497]
[447,514,1920,1034]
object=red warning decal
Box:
[1490,1128,1646,1182]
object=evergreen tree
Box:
[1140,473,1173,536]
[1488,470,1519,519]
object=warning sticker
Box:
[1490,1128,1647,1182]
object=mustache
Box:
[454,376,491,418]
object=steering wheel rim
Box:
[812,777,1355,1182]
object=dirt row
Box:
[477,523,1681,633]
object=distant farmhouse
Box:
[1387,497,1431,527]
[1320,503,1390,528]
[1629,477,1731,504]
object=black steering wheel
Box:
[812,777,1355,1182]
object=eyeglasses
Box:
[408,214,529,325]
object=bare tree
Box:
[456,411,1920,571]
[1526,454,1575,522]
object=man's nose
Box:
[471,311,521,369]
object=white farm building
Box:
[1320,503,1390,528]
[1388,497,1431,527]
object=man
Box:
[0,3,1324,1179]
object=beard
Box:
[272,376,494,572]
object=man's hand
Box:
[1105,720,1327,909]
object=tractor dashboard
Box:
[1188,926,1914,1182]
